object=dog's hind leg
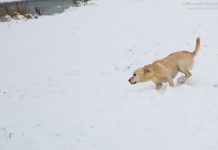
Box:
[183,71,192,80]
[179,64,192,79]
[166,77,174,87]
[178,60,193,83]
[177,70,192,84]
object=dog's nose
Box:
[128,79,131,83]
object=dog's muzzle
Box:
[129,78,136,84]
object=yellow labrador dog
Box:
[129,37,200,89]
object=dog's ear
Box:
[143,65,150,73]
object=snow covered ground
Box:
[1,0,218,150]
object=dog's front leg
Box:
[155,82,163,90]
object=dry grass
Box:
[0,0,90,21]
[72,0,90,6]
[0,2,33,21]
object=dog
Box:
[129,37,200,89]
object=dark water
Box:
[0,0,87,16]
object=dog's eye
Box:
[133,74,136,76]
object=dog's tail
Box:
[192,37,200,57]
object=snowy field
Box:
[1,0,218,150]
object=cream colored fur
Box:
[129,37,200,89]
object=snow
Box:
[1,0,218,150]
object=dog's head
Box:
[128,65,153,84]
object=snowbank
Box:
[0,0,218,150]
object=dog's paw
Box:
[177,76,185,84]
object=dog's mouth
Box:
[129,79,136,84]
